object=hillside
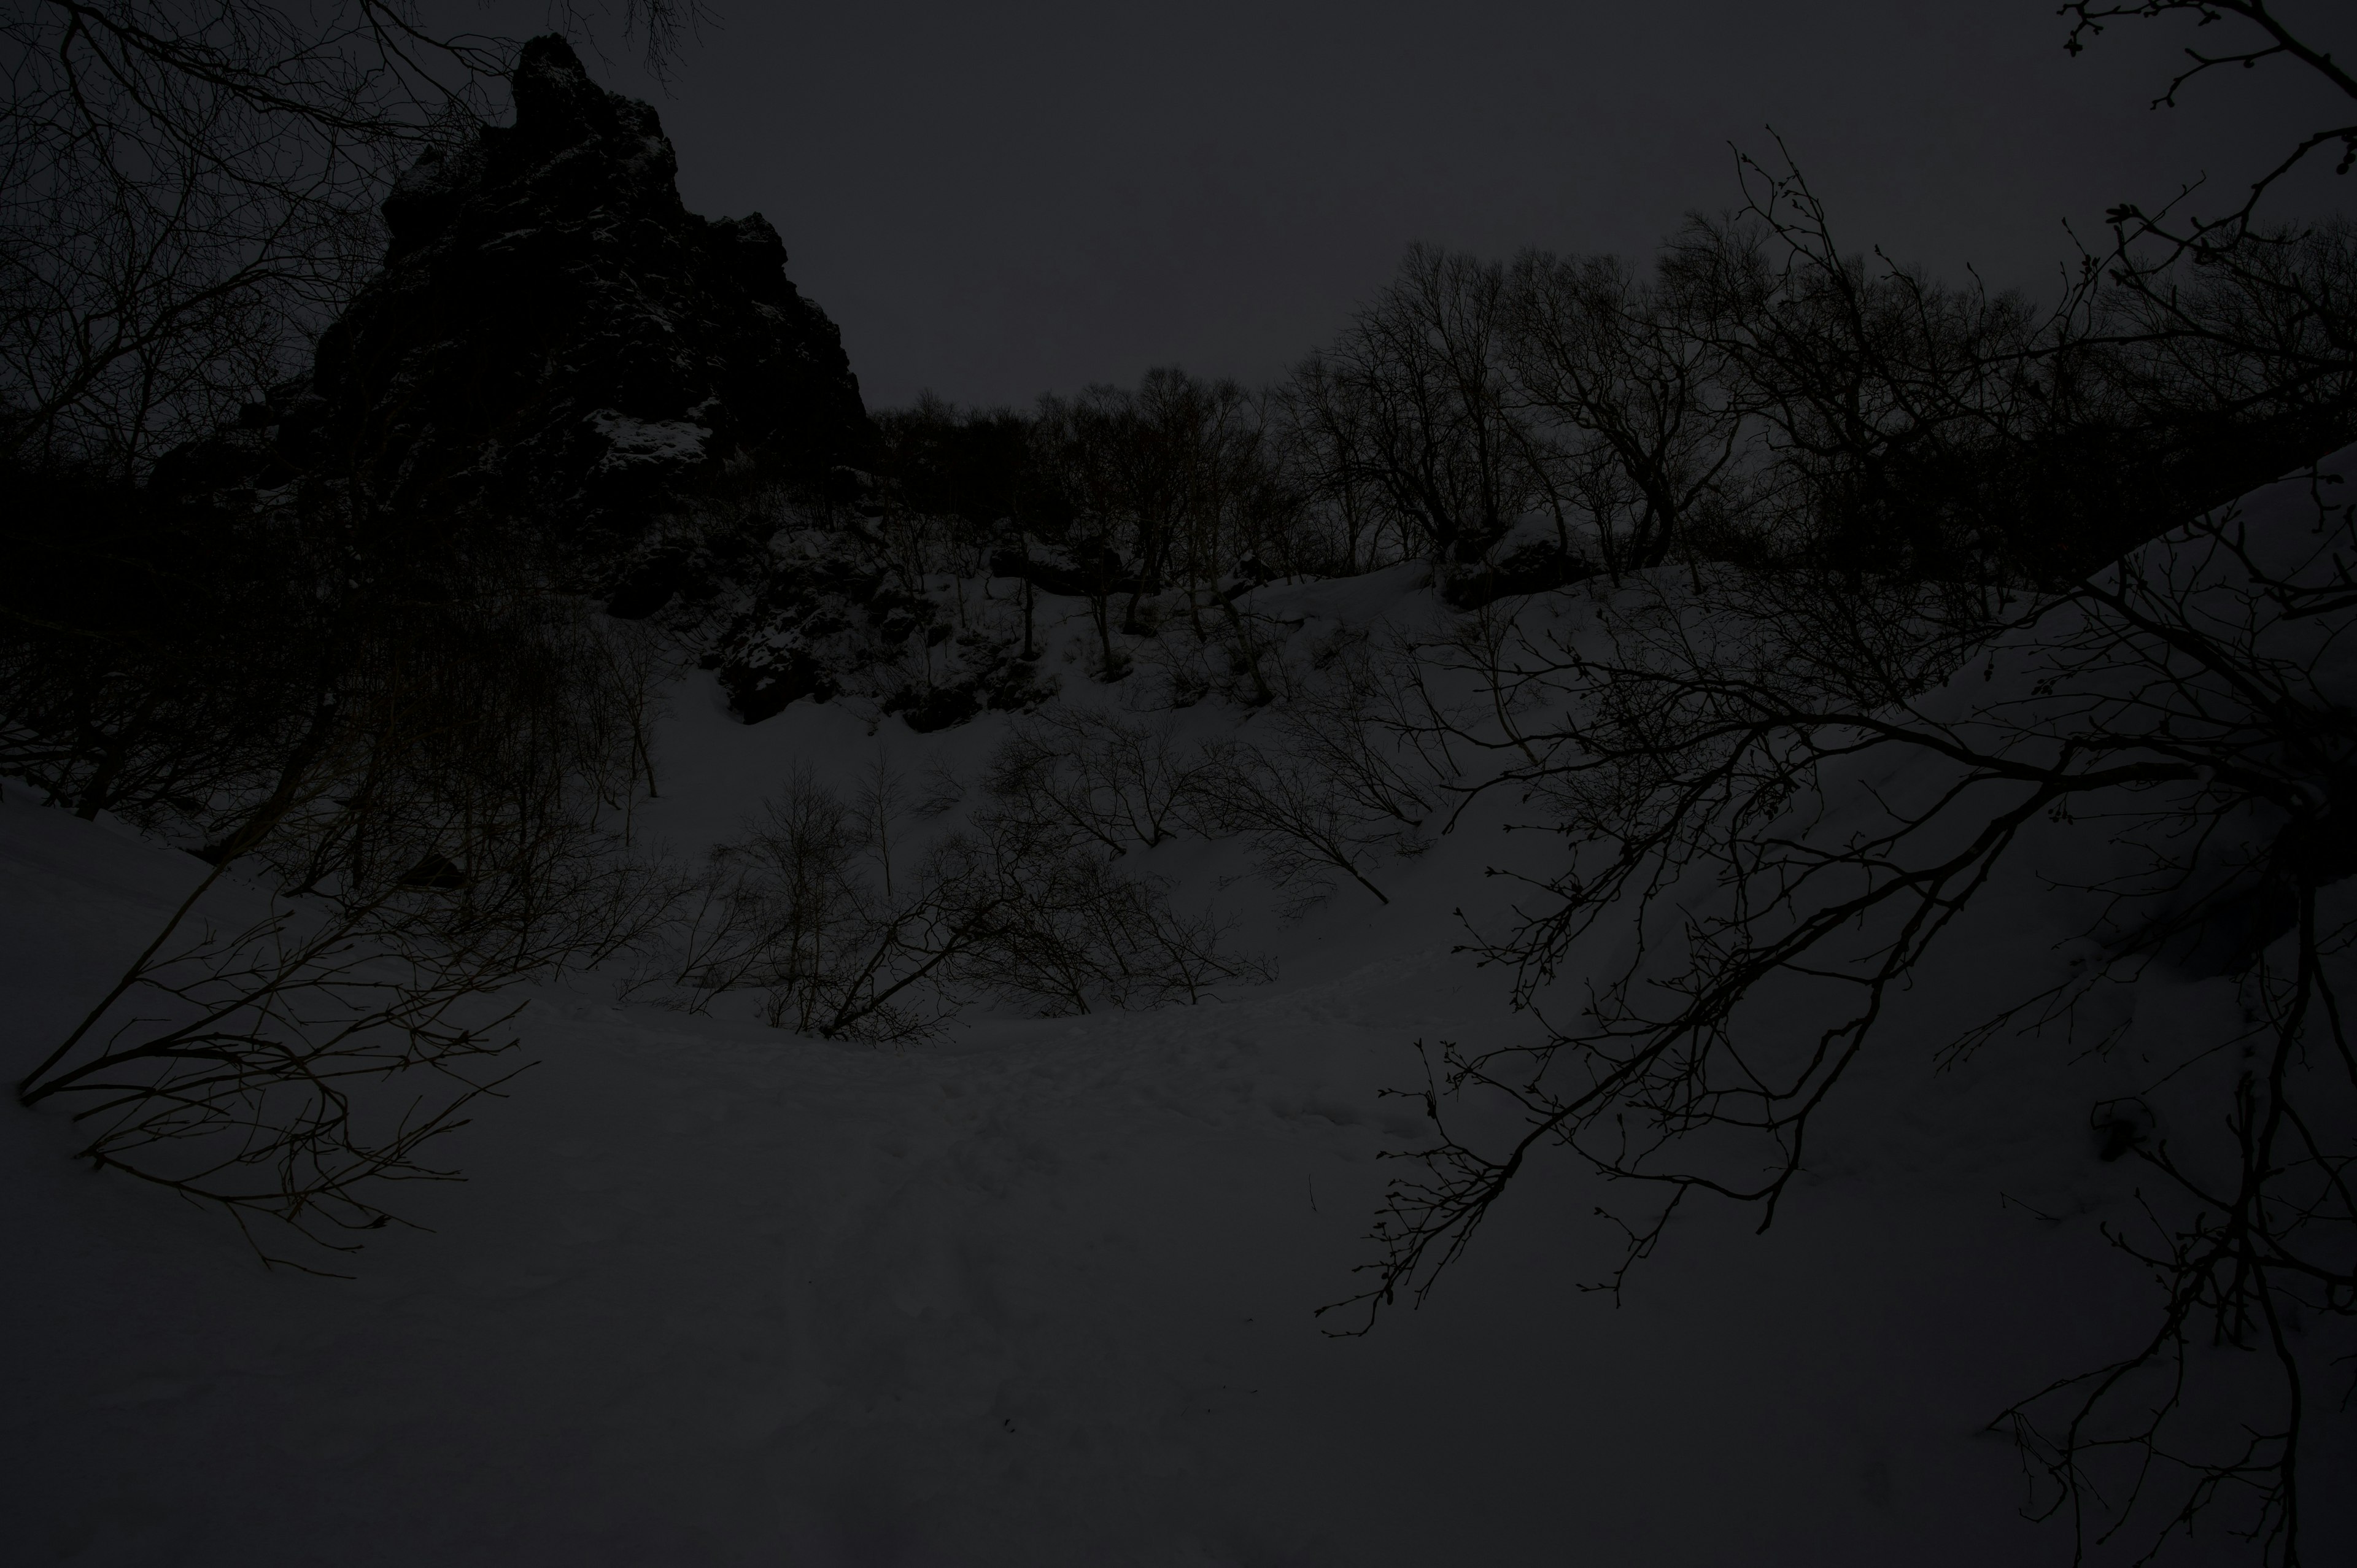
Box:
[8,455,2352,1564]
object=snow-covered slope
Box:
[6,503,2351,1564]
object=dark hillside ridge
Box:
[159,34,873,614]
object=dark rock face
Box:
[174,35,873,612]
[1438,536,1596,609]
[145,36,1062,730]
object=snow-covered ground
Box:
[6,520,2350,1564]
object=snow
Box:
[6,481,2354,1564]
[587,409,713,472]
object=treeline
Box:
[871,163,2355,625]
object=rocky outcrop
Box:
[166,34,873,614]
[141,35,1069,730]
[1436,536,1596,609]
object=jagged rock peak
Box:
[180,34,875,616]
[380,36,684,258]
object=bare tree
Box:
[1274,352,1409,573]
[2061,1,2356,261]
[1505,249,1747,577]
[2054,4,2357,540]
[1327,482,2357,1561]
[1285,245,1533,563]
[1030,389,1139,679]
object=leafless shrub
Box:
[1274,641,1444,832]
[16,866,530,1262]
[732,766,867,1028]
[1132,596,1294,711]
[1186,682,1442,915]
[984,709,1202,854]
[637,751,1272,1038]
[981,630,1448,918]
[948,813,1269,1014]
[1185,736,1395,912]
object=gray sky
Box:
[548,1,2348,411]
